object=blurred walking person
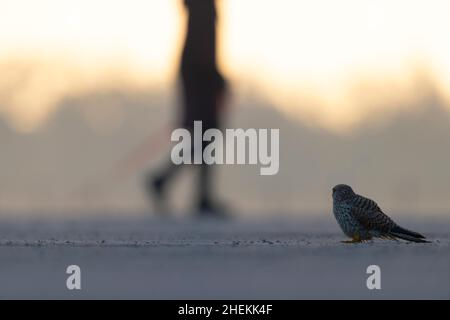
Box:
[145,0,229,217]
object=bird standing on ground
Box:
[332,184,430,243]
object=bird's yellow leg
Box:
[341,234,362,244]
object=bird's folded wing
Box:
[353,195,382,212]
[351,207,395,233]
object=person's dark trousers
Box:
[149,127,218,209]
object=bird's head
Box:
[332,184,355,202]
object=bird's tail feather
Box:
[391,226,426,239]
[389,229,431,243]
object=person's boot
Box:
[195,197,230,219]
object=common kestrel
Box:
[332,184,430,243]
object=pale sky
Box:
[1,0,450,132]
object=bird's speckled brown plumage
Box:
[332,184,429,243]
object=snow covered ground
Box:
[0,215,448,299]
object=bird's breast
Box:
[333,203,359,237]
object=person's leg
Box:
[146,123,194,211]
[195,130,229,217]
[151,159,180,189]
[145,156,183,213]
[196,162,229,217]
[198,162,212,208]
[148,118,194,186]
